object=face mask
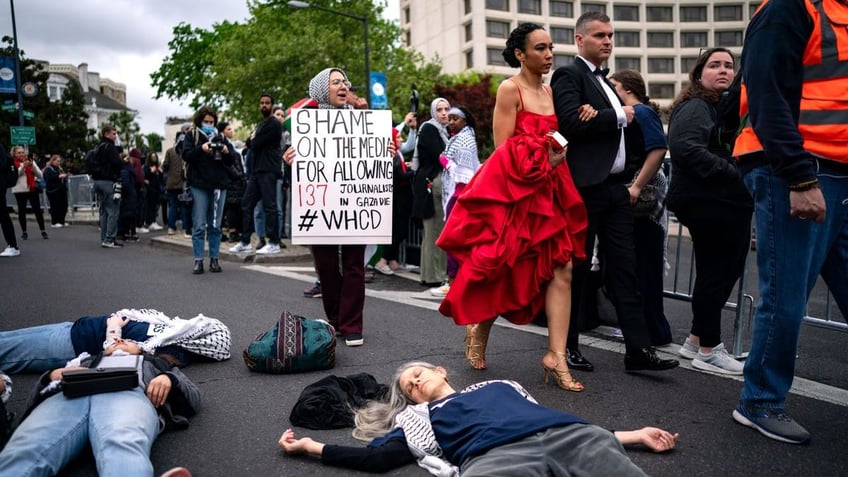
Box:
[200,125,215,135]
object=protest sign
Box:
[290,108,394,245]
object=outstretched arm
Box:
[614,427,679,453]
[279,428,414,473]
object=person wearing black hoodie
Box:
[230,94,284,255]
[0,144,19,257]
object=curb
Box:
[149,235,312,264]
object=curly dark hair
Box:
[193,106,218,128]
[670,47,735,112]
[502,23,545,68]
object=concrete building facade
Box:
[399,0,759,109]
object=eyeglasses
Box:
[331,78,352,88]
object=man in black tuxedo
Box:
[551,11,678,373]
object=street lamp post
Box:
[9,0,25,127]
[287,1,370,106]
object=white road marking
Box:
[246,264,848,408]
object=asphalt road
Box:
[1,222,846,477]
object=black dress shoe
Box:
[192,260,204,275]
[566,348,595,372]
[624,347,679,372]
[209,258,222,273]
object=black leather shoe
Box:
[624,348,679,372]
[209,258,222,273]
[566,348,594,372]
[192,260,204,275]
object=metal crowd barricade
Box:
[67,174,97,218]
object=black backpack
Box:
[85,142,109,179]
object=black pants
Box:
[634,217,672,346]
[568,181,651,354]
[13,192,45,233]
[674,203,751,347]
[240,172,280,244]
[47,189,68,225]
[0,190,17,248]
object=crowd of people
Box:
[1,2,845,473]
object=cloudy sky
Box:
[0,0,399,135]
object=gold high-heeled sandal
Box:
[542,350,584,392]
[464,324,489,370]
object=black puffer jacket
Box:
[181,129,236,190]
[667,97,753,212]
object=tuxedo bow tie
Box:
[594,67,610,77]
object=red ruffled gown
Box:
[436,110,588,325]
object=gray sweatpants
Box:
[461,424,649,477]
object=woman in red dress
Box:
[437,23,592,392]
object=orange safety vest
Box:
[733,0,848,163]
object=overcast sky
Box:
[0,0,399,135]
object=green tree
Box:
[0,36,90,168]
[152,0,442,128]
[140,133,164,155]
[108,110,140,150]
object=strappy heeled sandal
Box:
[464,324,490,370]
[542,350,584,392]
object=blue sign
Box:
[369,72,388,110]
[0,57,15,94]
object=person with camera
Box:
[181,106,236,274]
[90,125,125,248]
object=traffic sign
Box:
[10,126,36,145]
[1,102,16,112]
[23,110,33,120]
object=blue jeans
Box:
[740,161,848,410]
[0,387,158,477]
[0,322,76,374]
[253,178,284,239]
[167,189,189,231]
[190,187,226,260]
[94,180,119,242]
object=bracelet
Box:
[788,180,820,192]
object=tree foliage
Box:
[152,0,442,127]
[107,110,140,150]
[433,74,501,159]
[0,36,91,172]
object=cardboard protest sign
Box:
[290,108,394,245]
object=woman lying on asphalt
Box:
[0,308,231,374]
[279,361,678,476]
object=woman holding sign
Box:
[284,68,395,348]
[437,24,592,391]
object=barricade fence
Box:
[67,174,98,218]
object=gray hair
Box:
[352,361,439,442]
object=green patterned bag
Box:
[243,310,336,373]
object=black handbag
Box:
[61,355,142,398]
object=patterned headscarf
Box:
[423,97,451,146]
[309,67,353,110]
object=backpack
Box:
[85,142,109,179]
[243,310,336,374]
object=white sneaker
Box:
[678,337,699,360]
[0,246,20,257]
[51,223,63,228]
[429,283,450,297]
[692,343,744,375]
[229,242,254,253]
[256,243,281,255]
[167,228,176,235]
[148,223,163,231]
[136,227,150,234]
